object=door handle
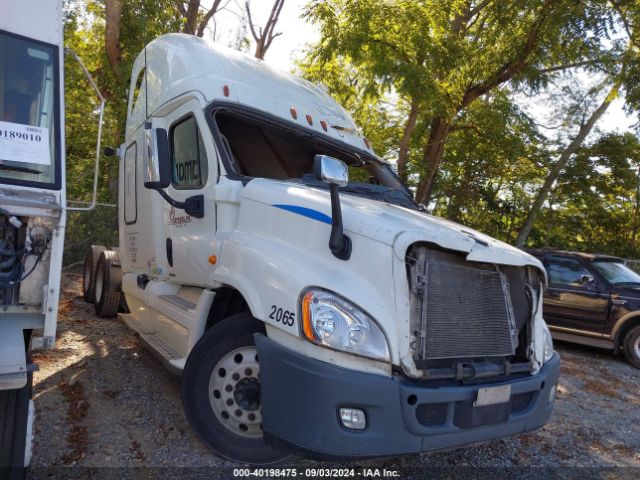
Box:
[166,237,173,267]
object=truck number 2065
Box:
[269,305,295,326]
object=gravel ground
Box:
[27,269,640,478]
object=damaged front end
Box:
[405,244,545,382]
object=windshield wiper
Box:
[0,164,42,175]
[613,281,640,286]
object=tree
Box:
[302,0,622,203]
[531,133,640,257]
[515,0,640,246]
[65,0,182,201]
[515,81,621,247]
[245,0,285,59]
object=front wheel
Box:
[181,314,290,464]
[623,325,640,369]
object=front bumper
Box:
[255,334,560,458]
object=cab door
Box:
[154,98,218,286]
[543,255,610,335]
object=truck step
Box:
[138,332,182,361]
[159,294,197,311]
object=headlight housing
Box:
[542,321,554,363]
[301,289,390,362]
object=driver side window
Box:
[547,257,591,286]
[170,115,208,189]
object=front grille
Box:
[409,247,517,362]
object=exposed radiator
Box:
[410,249,517,361]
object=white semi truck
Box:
[87,34,560,464]
[1,1,102,476]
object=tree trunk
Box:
[105,0,123,79]
[415,117,451,204]
[397,97,420,182]
[515,84,619,248]
[181,0,200,35]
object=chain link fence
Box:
[63,203,118,266]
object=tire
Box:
[94,250,122,318]
[0,371,33,480]
[82,245,105,303]
[182,313,290,464]
[623,325,640,369]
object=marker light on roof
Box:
[223,85,229,97]
[306,114,313,126]
[290,107,298,120]
[320,120,328,132]
[364,138,371,149]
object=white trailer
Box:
[0,2,66,476]
[90,34,560,464]
[0,2,101,476]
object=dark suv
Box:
[527,249,640,368]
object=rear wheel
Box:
[94,250,122,318]
[623,325,640,369]
[182,313,289,464]
[0,371,33,480]
[82,245,105,303]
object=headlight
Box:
[301,289,390,362]
[542,321,554,363]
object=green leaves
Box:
[299,0,639,257]
[64,0,181,204]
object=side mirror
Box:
[313,155,351,260]
[143,128,171,189]
[313,155,348,186]
[142,127,205,219]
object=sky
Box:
[202,0,636,139]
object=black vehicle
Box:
[528,249,640,369]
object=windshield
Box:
[0,31,59,188]
[213,109,416,209]
[591,261,640,286]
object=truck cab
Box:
[114,34,560,463]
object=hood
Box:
[242,179,545,273]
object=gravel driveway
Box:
[27,269,640,478]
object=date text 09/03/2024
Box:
[233,468,400,478]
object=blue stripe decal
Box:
[272,204,332,225]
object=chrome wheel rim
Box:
[634,336,640,360]
[208,346,262,438]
